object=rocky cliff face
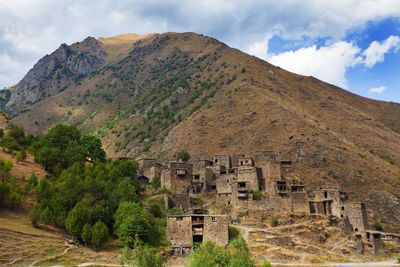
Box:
[4,32,400,231]
[4,37,106,116]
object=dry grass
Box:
[0,209,120,266]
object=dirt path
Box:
[28,241,75,267]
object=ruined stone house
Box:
[167,214,229,255]
[161,162,193,194]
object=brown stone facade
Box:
[167,214,229,254]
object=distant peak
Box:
[98,33,154,45]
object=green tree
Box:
[65,202,90,237]
[81,223,92,244]
[0,128,4,139]
[91,221,109,249]
[114,202,150,247]
[25,173,38,193]
[175,150,190,162]
[31,124,105,175]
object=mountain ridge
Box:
[2,32,400,230]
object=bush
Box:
[189,239,255,267]
[228,226,240,240]
[150,176,161,190]
[134,238,165,267]
[91,221,109,249]
[24,173,38,193]
[189,241,230,267]
[16,150,27,163]
[252,191,263,201]
[372,222,384,231]
[261,260,272,267]
[269,215,278,227]
[175,150,190,162]
[81,223,92,244]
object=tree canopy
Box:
[31,124,105,175]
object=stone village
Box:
[137,151,400,256]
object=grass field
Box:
[0,209,121,266]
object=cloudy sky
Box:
[1,0,400,102]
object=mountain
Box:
[3,32,400,230]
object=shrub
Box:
[228,226,240,240]
[16,150,27,162]
[261,260,272,267]
[134,238,165,267]
[269,215,278,227]
[372,222,384,231]
[91,221,109,249]
[188,241,230,267]
[175,150,190,162]
[81,223,92,244]
[150,176,161,190]
[252,191,263,201]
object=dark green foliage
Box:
[150,176,161,190]
[31,124,105,175]
[0,125,34,153]
[30,159,141,245]
[81,223,92,244]
[0,128,4,139]
[228,226,240,240]
[175,150,190,162]
[372,222,384,231]
[91,221,109,249]
[114,201,154,247]
[24,173,38,193]
[252,191,263,201]
[0,159,23,209]
[16,149,27,162]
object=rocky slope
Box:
[4,37,106,116]
[3,32,400,230]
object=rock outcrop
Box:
[5,37,106,116]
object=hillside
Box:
[3,32,400,230]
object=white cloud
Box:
[369,86,387,94]
[267,41,361,88]
[1,0,400,88]
[363,35,400,67]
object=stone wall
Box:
[161,162,193,194]
[291,192,309,213]
[167,216,193,247]
[345,202,369,234]
[203,215,230,247]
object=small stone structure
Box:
[167,214,229,255]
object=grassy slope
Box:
[10,32,400,231]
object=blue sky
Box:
[0,0,399,102]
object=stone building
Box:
[192,159,215,193]
[167,214,229,254]
[263,160,309,213]
[137,157,166,181]
[161,162,193,194]
[309,185,349,218]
